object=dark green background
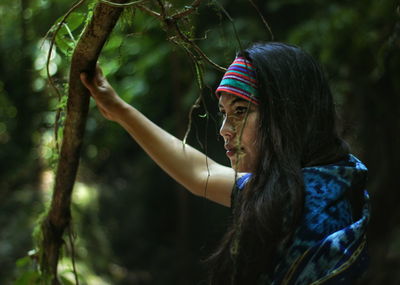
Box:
[1,0,399,284]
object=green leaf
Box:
[59,275,76,285]
[14,271,40,285]
[55,33,75,56]
[194,60,204,89]
[53,12,86,56]
[103,35,124,52]
[15,256,30,268]
[56,12,85,36]
[57,127,64,143]
[55,95,68,110]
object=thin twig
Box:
[99,0,147,7]
[247,0,274,40]
[46,0,86,99]
[212,0,243,52]
[172,22,226,72]
[156,0,167,18]
[63,23,77,43]
[178,45,211,201]
[45,0,87,152]
[188,29,211,41]
[68,226,79,285]
[137,0,224,72]
[169,38,201,145]
[179,43,212,204]
[171,0,202,20]
[201,97,211,201]
[234,100,251,171]
[54,110,62,153]
[183,96,201,145]
[136,4,161,18]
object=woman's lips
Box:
[225,144,236,157]
[225,147,244,158]
[226,149,236,157]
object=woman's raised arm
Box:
[80,66,236,207]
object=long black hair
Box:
[206,42,349,284]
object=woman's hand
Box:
[80,65,129,122]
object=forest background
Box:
[1,0,399,284]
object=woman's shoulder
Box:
[273,155,370,284]
[299,154,368,237]
[301,154,367,192]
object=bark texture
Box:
[40,1,127,283]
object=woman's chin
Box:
[230,159,254,173]
[229,154,253,173]
[230,162,246,173]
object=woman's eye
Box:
[235,106,248,115]
[217,110,226,118]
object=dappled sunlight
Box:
[73,182,98,208]
[58,258,111,285]
[34,40,60,78]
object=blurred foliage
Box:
[0,0,399,284]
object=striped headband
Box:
[215,56,259,104]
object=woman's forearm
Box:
[114,104,235,206]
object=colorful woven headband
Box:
[215,56,259,104]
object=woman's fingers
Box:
[95,64,104,77]
[80,66,105,91]
[94,66,106,87]
[80,65,126,122]
[80,72,95,92]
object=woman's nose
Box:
[219,117,235,140]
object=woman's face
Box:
[218,92,259,173]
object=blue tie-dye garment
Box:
[234,154,370,284]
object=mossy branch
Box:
[40,1,128,283]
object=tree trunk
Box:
[40,1,127,283]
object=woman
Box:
[81,42,369,284]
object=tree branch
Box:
[171,0,202,20]
[100,0,148,8]
[136,3,161,18]
[172,21,226,72]
[40,1,128,283]
[247,0,273,40]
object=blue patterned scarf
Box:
[235,154,370,284]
